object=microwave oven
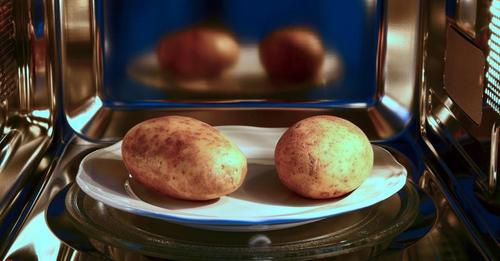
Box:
[0,0,498,260]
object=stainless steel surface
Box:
[421,0,499,203]
[456,0,478,37]
[4,137,95,261]
[444,26,485,124]
[1,136,480,260]
[59,0,421,142]
[59,0,100,111]
[489,122,498,195]
[451,0,491,48]
[419,0,499,258]
[0,0,57,255]
[375,170,483,260]
[422,90,500,257]
[422,0,497,153]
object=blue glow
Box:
[381,96,411,122]
[99,0,382,104]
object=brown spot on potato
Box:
[122,116,247,201]
[275,115,373,199]
[320,192,330,198]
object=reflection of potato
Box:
[122,116,247,201]
[274,116,373,199]
[157,27,239,79]
[259,27,324,82]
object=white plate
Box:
[76,126,407,231]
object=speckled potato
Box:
[157,27,239,79]
[274,116,373,199]
[122,116,247,201]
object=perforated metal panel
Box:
[0,0,15,102]
[486,0,500,115]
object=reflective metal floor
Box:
[2,136,482,260]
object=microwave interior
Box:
[61,0,419,142]
[2,0,498,260]
[101,0,380,102]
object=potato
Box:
[121,116,247,201]
[157,27,239,79]
[274,115,373,199]
[259,27,325,82]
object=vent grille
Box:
[486,0,500,115]
[0,0,15,102]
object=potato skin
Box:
[157,27,239,79]
[122,116,247,201]
[259,27,324,82]
[274,116,373,199]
